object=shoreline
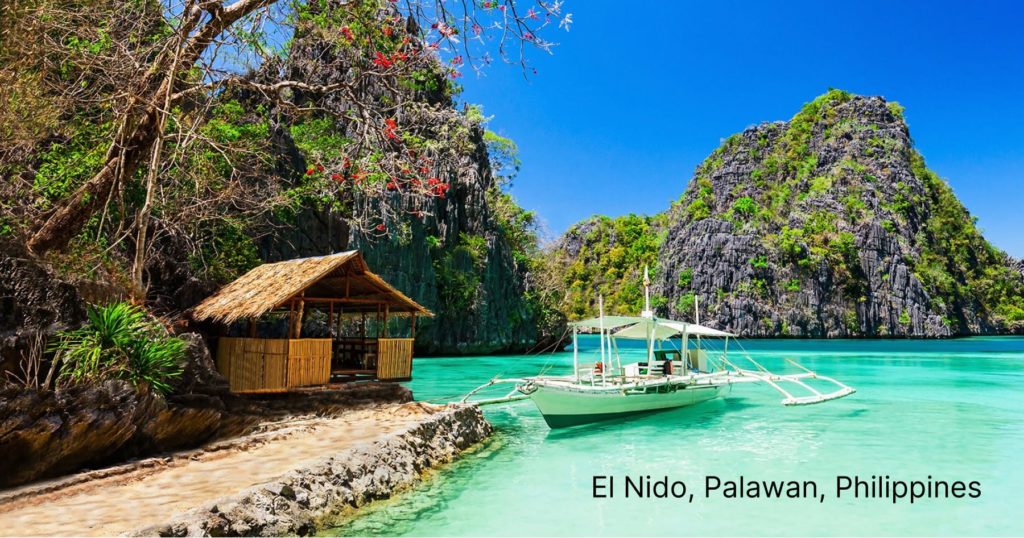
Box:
[0,402,491,536]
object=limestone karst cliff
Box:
[553,91,1024,337]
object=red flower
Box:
[375,224,387,232]
[331,173,343,182]
[449,70,462,79]
[427,177,440,186]
[383,118,399,139]
[342,157,352,168]
[373,52,393,68]
[450,55,463,66]
[383,26,394,37]
[306,167,315,176]
[432,183,451,197]
[386,181,397,191]
[317,164,324,172]
[340,26,354,41]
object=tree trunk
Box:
[28,106,160,254]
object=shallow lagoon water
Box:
[326,337,1024,536]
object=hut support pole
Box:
[295,298,305,339]
[383,305,390,338]
[328,302,334,337]
[411,314,417,338]
[288,300,295,339]
[247,320,256,337]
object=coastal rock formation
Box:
[131,404,490,537]
[553,91,1024,337]
[0,376,412,489]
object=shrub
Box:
[51,302,185,394]
[731,197,758,218]
[677,268,693,288]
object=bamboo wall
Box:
[377,338,414,380]
[216,337,331,392]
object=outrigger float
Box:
[462,269,855,428]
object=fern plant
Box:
[51,302,185,394]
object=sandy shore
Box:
[0,402,445,536]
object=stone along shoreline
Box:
[0,402,490,536]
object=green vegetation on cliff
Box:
[555,214,667,319]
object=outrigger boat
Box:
[462,269,855,428]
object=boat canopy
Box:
[571,316,734,339]
[571,316,651,330]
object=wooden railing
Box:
[377,338,414,381]
[216,337,330,392]
[287,339,332,387]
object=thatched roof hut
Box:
[192,251,430,392]
[192,250,431,324]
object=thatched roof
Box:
[192,251,432,324]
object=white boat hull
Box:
[527,382,729,428]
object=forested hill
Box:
[549,90,1024,337]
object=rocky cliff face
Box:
[237,20,546,355]
[556,91,1024,337]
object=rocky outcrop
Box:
[655,92,1024,336]
[0,239,86,375]
[131,404,490,537]
[0,380,221,488]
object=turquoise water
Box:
[326,337,1024,536]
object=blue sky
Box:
[455,0,1024,257]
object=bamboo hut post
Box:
[376,303,382,338]
[295,297,305,338]
[248,319,256,337]
[411,314,417,338]
[328,302,334,337]
[383,305,390,337]
[288,300,295,339]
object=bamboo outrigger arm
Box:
[727,357,856,406]
[460,378,531,406]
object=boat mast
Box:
[695,294,701,353]
[572,325,579,381]
[643,265,654,363]
[599,294,606,373]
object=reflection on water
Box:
[324,337,1024,537]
